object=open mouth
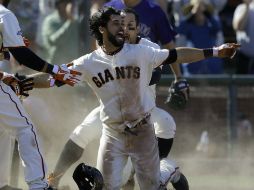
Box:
[116,31,124,40]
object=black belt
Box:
[124,115,149,136]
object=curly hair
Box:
[89,6,121,46]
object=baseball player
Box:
[47,8,188,190]
[0,0,81,189]
[47,6,238,190]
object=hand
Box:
[52,64,81,87]
[15,73,34,97]
[2,74,34,97]
[215,43,241,59]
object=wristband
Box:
[213,48,219,56]
[2,72,14,79]
[203,48,219,58]
[52,65,59,74]
[49,78,56,87]
[203,48,213,58]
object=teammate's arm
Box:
[9,47,55,74]
[25,73,52,88]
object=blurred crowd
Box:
[5,0,254,76]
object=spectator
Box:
[105,0,176,48]
[233,0,254,74]
[8,0,39,50]
[36,0,55,57]
[42,0,80,64]
[176,0,223,74]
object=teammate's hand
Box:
[214,43,241,59]
[18,77,34,97]
[52,64,81,87]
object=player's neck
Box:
[123,0,141,7]
[101,44,123,56]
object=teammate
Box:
[0,0,80,189]
[47,8,188,190]
[47,6,238,190]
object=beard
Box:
[107,30,124,47]
[3,0,10,7]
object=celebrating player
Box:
[47,8,189,190]
[24,6,238,190]
[0,0,81,189]
[53,6,238,190]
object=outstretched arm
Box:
[161,43,240,66]
[8,47,81,86]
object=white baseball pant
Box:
[97,117,160,190]
[0,81,48,190]
[0,128,15,188]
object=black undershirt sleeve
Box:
[9,47,54,74]
[162,49,177,65]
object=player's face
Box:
[122,13,138,44]
[105,15,125,47]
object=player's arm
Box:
[9,47,57,74]
[161,43,241,66]
[2,12,80,86]
[25,73,52,88]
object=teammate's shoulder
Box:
[139,38,160,49]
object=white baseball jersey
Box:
[70,38,175,150]
[0,5,24,48]
[72,43,169,131]
[0,4,47,190]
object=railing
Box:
[158,74,254,150]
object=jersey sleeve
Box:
[140,45,169,68]
[1,13,25,48]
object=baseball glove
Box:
[73,163,104,190]
[3,74,34,97]
[165,79,190,110]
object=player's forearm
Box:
[27,73,51,88]
[8,47,58,74]
[174,47,206,64]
